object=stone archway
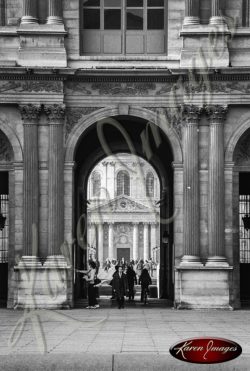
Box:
[64,112,181,305]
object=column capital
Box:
[205,105,228,124]
[183,105,202,124]
[44,104,66,123]
[19,104,41,122]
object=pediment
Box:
[88,195,152,213]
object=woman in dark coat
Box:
[126,265,137,301]
[139,268,152,302]
[112,266,128,309]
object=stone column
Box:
[150,223,157,259]
[108,222,114,260]
[181,105,202,266]
[205,106,228,266]
[183,0,200,26]
[47,0,63,25]
[0,0,5,26]
[19,105,41,256]
[44,104,65,256]
[210,0,224,25]
[143,223,149,261]
[132,222,139,261]
[21,0,38,24]
[97,223,104,267]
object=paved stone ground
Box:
[0,306,250,370]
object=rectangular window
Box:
[81,0,167,55]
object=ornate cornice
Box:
[205,105,228,123]
[19,104,41,122]
[44,104,66,123]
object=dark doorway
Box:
[73,115,174,305]
[117,248,130,262]
[239,172,250,304]
[0,172,8,307]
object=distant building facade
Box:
[0,0,250,309]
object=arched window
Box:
[92,171,101,197]
[146,172,154,197]
[117,170,130,196]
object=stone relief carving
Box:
[65,107,104,139]
[65,82,92,95]
[205,105,228,123]
[0,130,13,162]
[19,104,41,121]
[0,80,63,94]
[91,196,150,213]
[91,82,156,96]
[234,130,250,165]
[44,104,66,122]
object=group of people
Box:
[83,259,152,309]
[104,257,156,278]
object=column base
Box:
[209,16,225,25]
[180,255,203,267]
[21,16,38,25]
[46,16,64,25]
[14,255,72,309]
[183,16,200,26]
[205,256,229,267]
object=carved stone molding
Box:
[44,104,66,123]
[183,105,202,124]
[19,104,41,122]
[0,131,13,162]
[205,105,228,123]
[65,107,104,139]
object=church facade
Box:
[0,0,250,309]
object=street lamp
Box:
[162,231,169,298]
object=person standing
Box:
[83,260,99,309]
[126,265,137,301]
[112,266,128,309]
[139,268,152,303]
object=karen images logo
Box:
[170,337,242,364]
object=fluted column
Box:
[44,104,65,256]
[97,223,104,267]
[108,222,114,259]
[143,223,149,261]
[183,0,200,26]
[205,106,228,266]
[181,105,202,266]
[132,222,139,260]
[210,0,224,25]
[47,0,63,25]
[150,223,157,259]
[21,0,38,24]
[19,105,41,256]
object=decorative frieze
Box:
[91,82,156,96]
[0,80,63,94]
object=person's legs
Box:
[120,295,124,308]
[88,284,96,307]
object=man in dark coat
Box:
[126,265,137,301]
[112,266,128,309]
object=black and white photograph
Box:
[0,0,249,370]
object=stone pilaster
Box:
[44,104,65,256]
[143,223,149,261]
[183,0,200,26]
[108,223,114,259]
[19,104,41,256]
[47,0,63,25]
[205,106,228,266]
[132,222,139,261]
[21,0,38,24]
[210,0,225,25]
[97,223,104,267]
[181,105,202,266]
[0,0,5,26]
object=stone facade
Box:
[0,0,250,309]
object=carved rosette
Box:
[19,104,41,123]
[205,105,228,124]
[45,104,66,123]
[183,105,202,125]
